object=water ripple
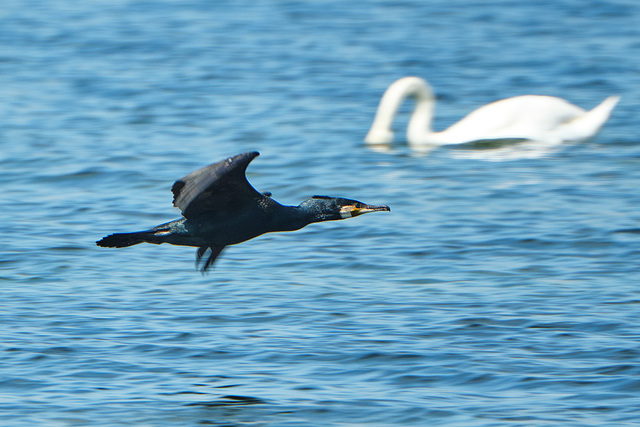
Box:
[1,0,639,426]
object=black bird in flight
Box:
[97,152,390,271]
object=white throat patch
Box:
[339,205,356,218]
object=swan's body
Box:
[365,77,619,147]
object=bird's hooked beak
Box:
[339,203,390,219]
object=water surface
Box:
[1,1,640,426]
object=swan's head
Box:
[365,76,436,145]
[365,127,394,144]
[299,196,390,222]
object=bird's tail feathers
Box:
[590,95,619,121]
[577,95,620,137]
[96,231,157,248]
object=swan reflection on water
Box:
[365,76,619,160]
[366,137,571,161]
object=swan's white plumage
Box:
[365,77,619,146]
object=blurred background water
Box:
[1,0,640,426]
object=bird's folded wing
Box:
[172,151,262,219]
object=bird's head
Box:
[299,196,390,222]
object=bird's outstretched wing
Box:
[171,151,262,219]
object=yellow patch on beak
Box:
[339,205,358,218]
[339,203,390,219]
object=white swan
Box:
[365,77,619,147]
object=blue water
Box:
[2,1,640,425]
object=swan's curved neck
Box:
[365,77,436,144]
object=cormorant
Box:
[96,152,390,271]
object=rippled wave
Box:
[1,0,639,426]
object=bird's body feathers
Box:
[97,152,389,271]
